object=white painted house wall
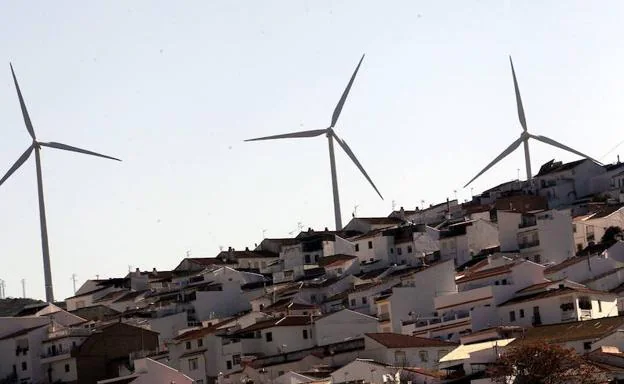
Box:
[314,309,378,346]
[193,281,251,320]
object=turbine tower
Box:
[0,64,121,303]
[245,55,383,230]
[464,56,599,188]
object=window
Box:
[311,294,317,303]
[584,342,592,350]
[362,297,368,305]
[355,244,359,252]
[350,298,356,307]
[314,254,319,262]
[419,350,429,362]
[598,300,602,312]
[579,297,592,310]
[390,248,394,254]
[368,241,373,249]
[303,329,308,339]
[519,309,525,318]
[226,360,232,370]
[21,362,27,371]
[407,245,413,253]
[304,254,311,263]
[188,358,198,371]
[64,364,70,373]
[278,371,285,376]
[265,332,273,342]
[197,338,203,347]
[185,341,191,350]
[233,354,241,365]
[397,247,402,255]
[394,350,407,366]
[509,310,516,322]
[495,281,500,285]
[501,279,507,285]
[573,224,577,233]
[577,244,583,252]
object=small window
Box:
[598,300,602,312]
[233,354,241,365]
[397,247,402,255]
[501,279,507,285]
[573,224,577,233]
[197,338,203,347]
[303,329,308,339]
[355,244,360,252]
[21,362,27,371]
[350,298,356,307]
[509,310,516,322]
[304,254,311,263]
[314,254,319,262]
[390,248,394,254]
[519,309,525,318]
[419,350,429,362]
[188,358,198,371]
[495,281,500,285]
[64,364,70,373]
[362,297,368,305]
[311,294,317,303]
[185,341,191,350]
[265,332,273,342]
[226,360,232,370]
[278,371,285,376]
[407,245,413,253]
[584,341,592,350]
[368,241,373,249]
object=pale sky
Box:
[1,1,623,300]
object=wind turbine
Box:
[245,54,383,230]
[464,56,599,188]
[0,64,121,303]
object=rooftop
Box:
[498,286,615,307]
[535,159,587,177]
[365,333,458,349]
[511,316,624,345]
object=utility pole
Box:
[71,274,78,294]
[21,279,26,299]
[0,279,5,299]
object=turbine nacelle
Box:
[464,57,599,188]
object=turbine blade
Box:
[464,137,524,188]
[10,64,36,140]
[331,54,365,128]
[39,142,121,161]
[0,145,34,187]
[245,129,327,142]
[529,134,602,164]
[332,132,383,200]
[509,56,528,132]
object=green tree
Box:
[489,341,604,384]
[601,226,622,244]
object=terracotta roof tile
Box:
[499,286,616,307]
[456,264,514,284]
[511,316,624,345]
[365,333,458,348]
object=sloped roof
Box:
[456,264,514,284]
[318,254,357,267]
[233,316,314,334]
[536,159,587,177]
[499,286,616,307]
[365,333,458,348]
[511,316,624,345]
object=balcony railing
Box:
[519,240,540,250]
[519,218,537,229]
[406,311,470,329]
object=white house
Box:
[438,219,499,267]
[544,241,624,284]
[497,284,619,327]
[330,359,397,384]
[497,208,575,264]
[313,309,378,346]
[532,159,606,207]
[573,205,624,252]
[361,333,457,370]
[96,358,193,384]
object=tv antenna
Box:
[71,274,78,294]
[352,204,359,218]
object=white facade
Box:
[314,309,378,346]
[361,335,455,370]
[98,358,193,384]
[439,219,499,266]
[498,209,574,265]
[192,281,251,320]
[573,207,624,251]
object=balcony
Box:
[519,240,540,250]
[519,217,537,229]
[580,309,592,321]
[378,312,390,322]
[405,311,471,333]
[45,327,93,341]
[40,347,77,364]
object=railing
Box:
[406,311,470,329]
[41,346,78,359]
[46,327,93,340]
[519,218,537,229]
[580,309,592,320]
[519,240,540,250]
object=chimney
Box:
[245,247,250,251]
[135,268,140,273]
[308,227,313,233]
[152,267,157,273]
[324,227,329,232]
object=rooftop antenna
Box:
[71,273,78,294]
[454,190,457,201]
[21,278,25,299]
[245,54,383,230]
[0,64,121,303]
[352,204,359,218]
[420,199,425,210]
[464,56,600,188]
[95,274,100,280]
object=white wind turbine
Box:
[245,55,383,230]
[0,64,121,303]
[464,56,600,188]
